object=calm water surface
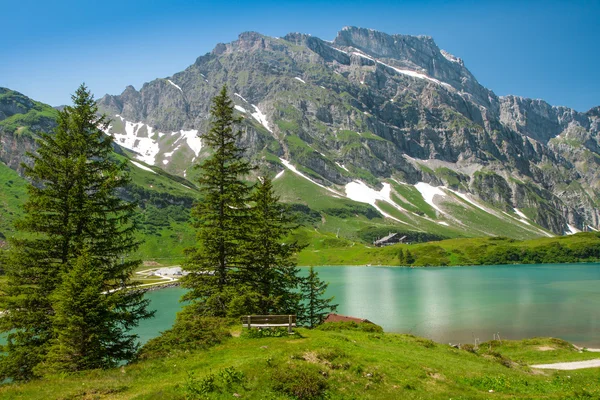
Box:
[138,263,600,347]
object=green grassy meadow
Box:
[1,323,599,399]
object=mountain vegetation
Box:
[181,86,335,323]
[0,85,154,380]
[1,324,599,399]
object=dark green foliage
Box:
[184,366,245,398]
[38,251,150,373]
[323,203,382,220]
[271,362,328,399]
[181,86,254,317]
[412,245,450,266]
[398,249,415,265]
[288,203,322,225]
[298,267,338,328]
[139,312,232,360]
[357,226,446,244]
[0,85,153,379]
[480,239,600,265]
[242,176,306,315]
[405,250,415,264]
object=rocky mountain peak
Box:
[334,26,437,59]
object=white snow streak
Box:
[513,208,532,225]
[274,170,285,180]
[109,115,201,165]
[234,93,248,103]
[347,48,452,89]
[344,181,408,224]
[440,50,461,64]
[113,115,160,165]
[414,182,446,214]
[294,77,306,84]
[131,161,156,174]
[167,79,183,92]
[279,158,341,196]
[179,129,202,157]
[450,190,490,213]
[234,105,247,113]
[567,224,581,235]
[251,105,272,133]
[335,162,349,172]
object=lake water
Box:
[137,263,600,347]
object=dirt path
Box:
[531,359,600,370]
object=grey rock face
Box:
[83,27,597,234]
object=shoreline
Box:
[297,260,600,268]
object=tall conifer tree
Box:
[242,175,306,314]
[182,86,253,316]
[298,267,338,328]
[0,84,153,379]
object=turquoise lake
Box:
[137,263,600,347]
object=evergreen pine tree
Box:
[0,84,153,379]
[398,249,406,265]
[241,175,306,315]
[298,267,338,328]
[40,250,151,373]
[182,86,253,316]
[405,250,415,265]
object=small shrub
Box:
[461,344,477,354]
[241,327,290,339]
[416,338,436,348]
[316,347,346,362]
[218,366,245,387]
[184,372,216,399]
[139,313,233,359]
[316,321,383,333]
[272,363,328,399]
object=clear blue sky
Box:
[2,0,598,111]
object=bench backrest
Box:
[241,315,297,325]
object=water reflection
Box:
[139,264,600,347]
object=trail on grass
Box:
[531,359,600,370]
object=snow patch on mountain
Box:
[335,162,349,172]
[513,208,531,225]
[344,180,408,224]
[167,79,183,92]
[440,50,462,65]
[112,115,160,164]
[108,116,201,165]
[251,105,272,132]
[414,182,446,214]
[566,224,581,235]
[234,105,247,113]
[349,49,453,89]
[279,158,342,196]
[274,170,285,180]
[131,160,156,174]
[234,93,248,103]
[449,190,491,214]
[179,129,202,157]
[294,77,306,84]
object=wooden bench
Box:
[241,315,297,334]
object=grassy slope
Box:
[0,163,28,243]
[0,155,197,262]
[1,327,599,399]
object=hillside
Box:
[0,89,199,258]
[2,27,600,247]
[96,26,600,236]
[1,323,598,399]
